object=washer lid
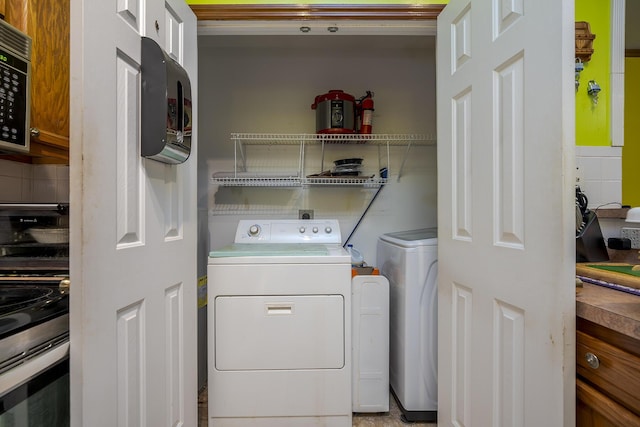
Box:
[208,243,350,265]
[379,227,438,247]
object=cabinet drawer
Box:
[577,378,640,426]
[577,330,640,415]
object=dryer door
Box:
[215,295,344,370]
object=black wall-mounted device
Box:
[141,37,192,164]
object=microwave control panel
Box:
[0,47,29,153]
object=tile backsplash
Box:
[575,145,622,210]
[0,146,623,212]
[0,159,69,203]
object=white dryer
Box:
[376,228,437,423]
[208,219,352,427]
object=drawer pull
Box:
[266,304,293,315]
[585,352,600,369]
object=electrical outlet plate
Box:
[299,209,314,219]
[575,166,583,185]
[621,227,640,249]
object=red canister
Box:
[311,90,356,134]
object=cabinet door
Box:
[5,0,69,161]
[576,379,640,426]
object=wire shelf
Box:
[304,176,386,187]
[211,173,301,187]
[211,133,435,188]
[209,206,301,216]
[210,174,386,188]
[230,132,435,146]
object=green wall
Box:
[575,0,611,146]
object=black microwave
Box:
[0,19,31,154]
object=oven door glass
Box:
[0,358,69,426]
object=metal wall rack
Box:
[210,133,435,188]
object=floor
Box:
[198,385,437,426]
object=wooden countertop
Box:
[576,282,640,341]
[594,207,630,219]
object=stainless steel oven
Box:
[0,204,69,426]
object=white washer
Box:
[376,228,438,423]
[208,219,352,427]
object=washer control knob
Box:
[249,225,260,236]
[312,227,319,234]
[299,226,306,234]
[325,226,332,234]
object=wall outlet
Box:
[576,166,583,185]
[621,227,640,249]
[299,209,314,220]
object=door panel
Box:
[115,52,144,247]
[70,1,198,426]
[437,0,575,425]
[494,53,525,248]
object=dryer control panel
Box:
[234,219,341,244]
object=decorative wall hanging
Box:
[575,21,596,62]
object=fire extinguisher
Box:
[357,91,374,134]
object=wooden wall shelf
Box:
[189,4,445,21]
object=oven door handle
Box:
[0,340,69,396]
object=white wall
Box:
[575,146,622,210]
[197,34,438,264]
[0,159,70,203]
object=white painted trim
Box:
[610,0,625,147]
[197,20,437,36]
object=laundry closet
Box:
[191,21,441,424]
[196,25,439,263]
[190,1,579,424]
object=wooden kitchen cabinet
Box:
[3,0,69,163]
[576,317,640,426]
[189,4,445,21]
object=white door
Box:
[69,1,198,426]
[437,1,575,426]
